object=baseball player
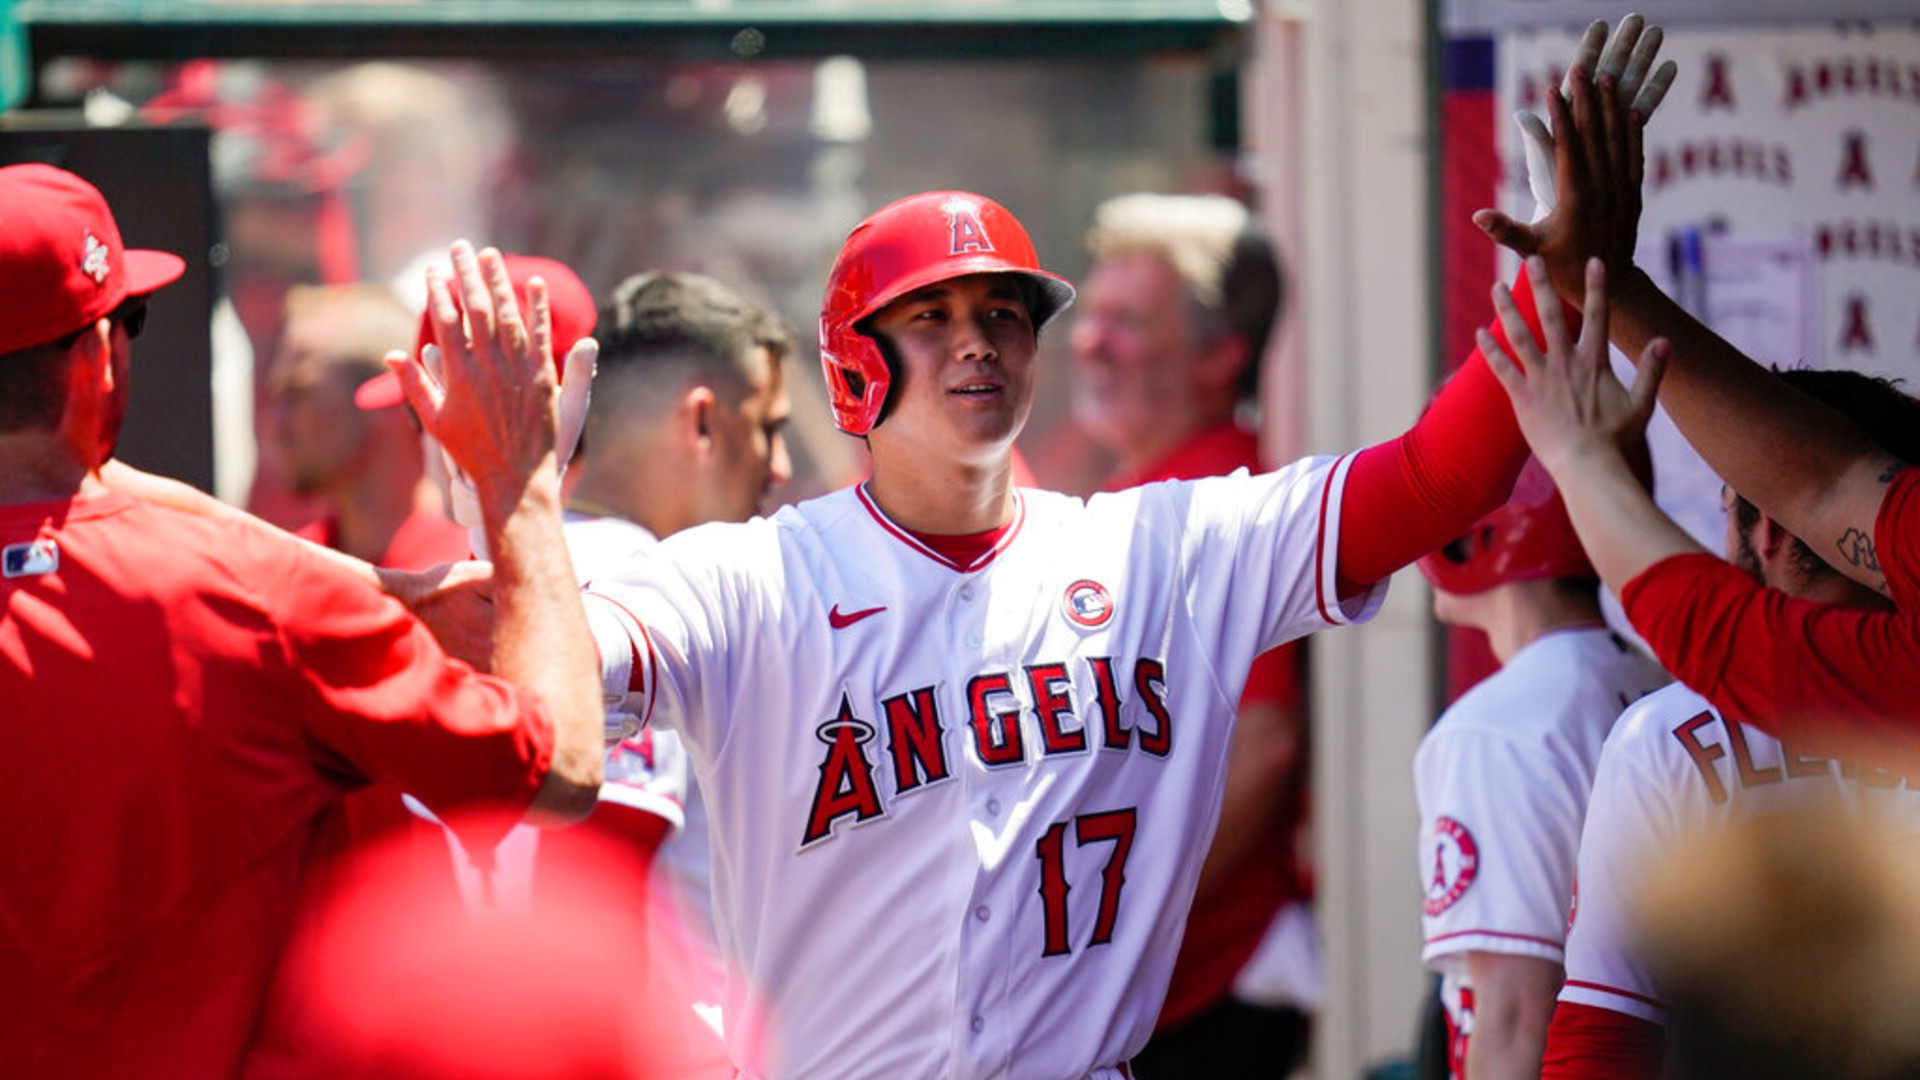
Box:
[1414,457,1668,1080]
[1534,369,1920,1080]
[553,186,1571,1079]
[1069,192,1314,1076]
[1477,41,1920,758]
[0,167,602,1075]
[271,282,467,569]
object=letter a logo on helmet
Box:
[946,197,995,255]
[819,191,1076,436]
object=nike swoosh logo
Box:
[828,604,887,629]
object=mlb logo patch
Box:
[1061,578,1114,628]
[4,539,59,578]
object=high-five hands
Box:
[1481,15,1676,302]
[1480,256,1666,480]
[393,241,597,554]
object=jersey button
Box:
[971,1016,986,1033]
[986,798,1002,816]
[974,904,991,922]
[960,583,976,601]
[966,630,984,647]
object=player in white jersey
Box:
[494,187,1575,1079]
[1532,371,1920,1080]
[1415,457,1668,1080]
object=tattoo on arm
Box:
[1835,527,1881,575]
[1879,463,1908,485]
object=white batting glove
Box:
[604,706,642,748]
[1517,14,1679,221]
[433,337,598,559]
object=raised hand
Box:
[392,241,565,524]
[1479,16,1676,302]
[1479,256,1667,479]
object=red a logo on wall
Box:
[1838,131,1874,191]
[1840,294,1874,355]
[1701,54,1736,111]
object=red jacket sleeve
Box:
[268,534,555,824]
[1337,269,1565,589]
[1540,1002,1664,1080]
[1620,552,1920,772]
[1879,466,1920,609]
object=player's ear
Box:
[681,385,718,456]
[59,319,120,468]
[1750,512,1793,567]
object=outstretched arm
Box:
[1333,18,1678,592]
[1483,257,1920,763]
[1478,60,1903,595]
[1334,270,1555,591]
[398,241,604,821]
[98,458,497,669]
[1482,257,1686,590]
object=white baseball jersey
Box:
[1558,683,1920,1030]
[582,456,1384,1080]
[1415,628,1668,1073]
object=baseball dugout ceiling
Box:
[12,1,1246,62]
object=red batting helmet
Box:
[1417,456,1595,595]
[819,191,1076,436]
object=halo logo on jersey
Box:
[1062,579,1114,628]
[1422,815,1479,916]
[945,197,994,255]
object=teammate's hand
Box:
[1478,15,1676,300]
[376,559,498,671]
[430,335,598,559]
[1479,256,1667,480]
[392,241,563,525]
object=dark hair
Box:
[1731,367,1920,580]
[596,272,790,383]
[583,272,790,451]
[1224,227,1285,401]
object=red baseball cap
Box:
[0,163,187,355]
[355,253,598,410]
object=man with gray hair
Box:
[1070,193,1310,1077]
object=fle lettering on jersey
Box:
[944,196,994,255]
[1423,815,1480,916]
[800,654,1174,849]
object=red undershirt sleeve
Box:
[1540,1002,1664,1080]
[1335,269,1567,592]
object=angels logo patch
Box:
[1423,815,1479,916]
[1061,579,1114,628]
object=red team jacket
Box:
[0,493,555,1077]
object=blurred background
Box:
[4,1,1915,1075]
